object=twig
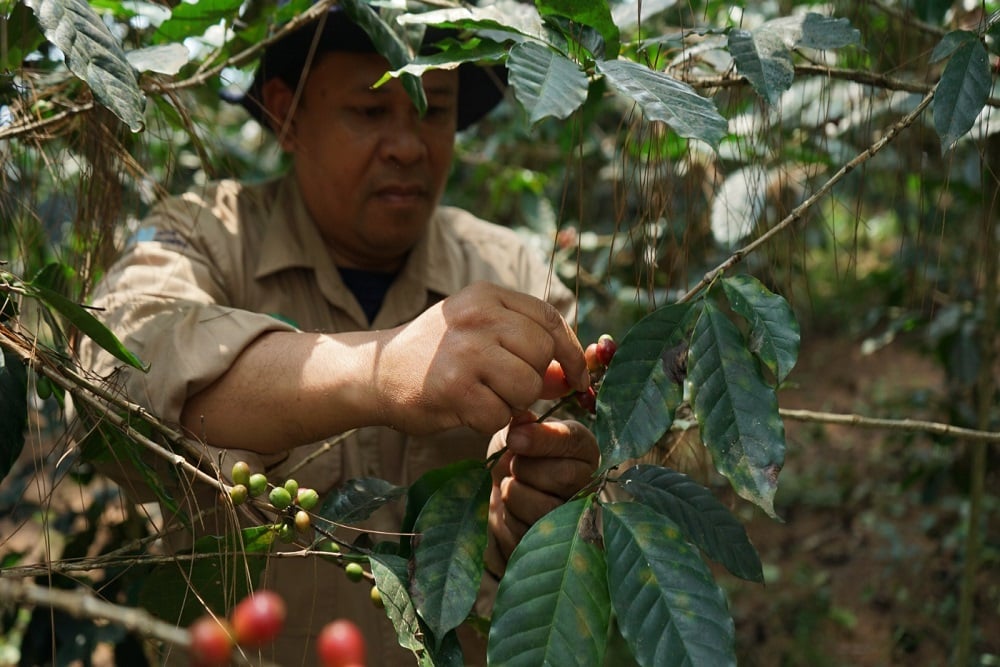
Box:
[779,408,1000,443]
[678,86,936,304]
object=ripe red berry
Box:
[595,334,617,366]
[230,590,286,648]
[575,386,597,414]
[188,615,233,667]
[584,343,602,372]
[317,619,367,667]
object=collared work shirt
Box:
[78,172,574,665]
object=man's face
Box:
[267,51,458,271]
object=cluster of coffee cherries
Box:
[228,461,320,543]
[188,590,367,666]
[574,334,618,413]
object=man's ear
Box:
[260,77,298,151]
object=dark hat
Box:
[228,6,508,131]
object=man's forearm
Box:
[180,330,382,453]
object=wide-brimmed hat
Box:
[228,6,508,131]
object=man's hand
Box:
[373,282,590,435]
[485,410,600,577]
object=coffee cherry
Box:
[231,590,286,648]
[344,562,365,583]
[294,510,311,533]
[231,461,251,487]
[296,488,319,510]
[318,539,340,555]
[188,615,233,667]
[35,375,53,401]
[317,619,367,667]
[269,486,292,510]
[283,478,299,498]
[369,585,383,609]
[575,386,597,414]
[584,342,602,372]
[278,522,296,543]
[595,334,617,366]
[229,484,248,506]
[248,473,268,497]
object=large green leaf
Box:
[508,41,589,124]
[596,59,727,147]
[595,302,692,473]
[721,275,800,384]
[0,348,28,483]
[138,526,274,626]
[398,1,548,43]
[370,554,425,653]
[1,1,46,72]
[378,41,508,84]
[410,465,491,643]
[488,497,610,666]
[602,501,736,667]
[317,477,406,526]
[729,13,859,105]
[399,459,483,557]
[617,465,763,583]
[154,0,244,43]
[687,301,785,519]
[24,0,145,131]
[536,0,620,59]
[23,277,147,371]
[932,31,992,150]
[341,0,426,116]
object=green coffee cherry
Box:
[35,376,53,401]
[248,473,268,497]
[296,488,319,511]
[369,585,383,609]
[231,461,251,487]
[278,522,296,543]
[317,540,340,555]
[345,563,365,583]
[269,486,292,510]
[283,478,299,498]
[229,484,248,506]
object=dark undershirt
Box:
[337,267,397,324]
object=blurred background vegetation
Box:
[1,0,998,664]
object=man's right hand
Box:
[371,282,590,436]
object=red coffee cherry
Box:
[188,615,233,667]
[584,343,602,372]
[595,334,617,366]
[575,386,597,414]
[317,619,367,667]
[230,590,286,648]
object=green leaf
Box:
[378,40,508,84]
[687,301,785,519]
[728,29,793,106]
[411,465,491,643]
[25,0,145,131]
[602,501,736,667]
[1,1,46,72]
[400,459,483,557]
[618,465,763,583]
[22,278,146,371]
[341,0,426,118]
[370,554,425,653]
[595,302,692,473]
[318,477,406,526]
[398,1,548,43]
[596,59,727,147]
[139,526,274,625]
[488,497,610,666]
[721,275,800,384]
[729,13,859,105]
[0,348,28,483]
[154,0,244,43]
[932,32,991,150]
[508,41,589,124]
[536,0,620,59]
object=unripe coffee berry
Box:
[278,522,296,543]
[294,510,311,533]
[283,478,299,498]
[269,486,292,510]
[318,539,340,554]
[248,473,268,497]
[231,461,251,487]
[229,484,248,506]
[296,488,319,510]
[370,585,383,609]
[344,562,365,583]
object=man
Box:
[79,6,598,665]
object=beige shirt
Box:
[79,172,574,665]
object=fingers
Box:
[505,418,600,466]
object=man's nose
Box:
[380,112,426,166]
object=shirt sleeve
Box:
[78,196,295,428]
